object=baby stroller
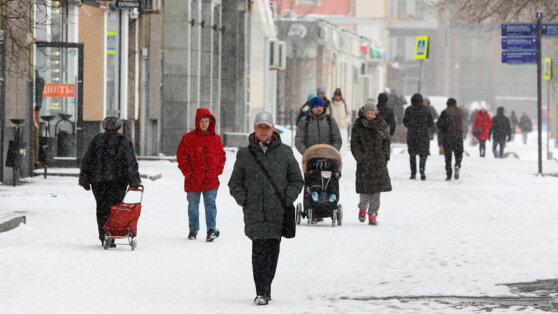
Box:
[103,185,144,250]
[296,144,343,227]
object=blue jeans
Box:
[186,189,218,232]
[492,140,506,158]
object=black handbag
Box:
[249,148,296,239]
[473,127,482,138]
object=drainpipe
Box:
[348,0,354,17]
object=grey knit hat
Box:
[102,116,122,130]
[363,99,376,112]
[317,86,326,95]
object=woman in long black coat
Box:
[350,103,392,225]
[403,93,434,180]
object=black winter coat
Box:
[490,113,512,142]
[377,102,396,136]
[79,132,141,187]
[403,100,434,155]
[350,109,392,194]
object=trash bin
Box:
[6,140,26,168]
[38,137,55,163]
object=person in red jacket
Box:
[472,101,492,157]
[177,108,226,242]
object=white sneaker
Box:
[254,296,269,305]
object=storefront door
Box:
[35,42,83,167]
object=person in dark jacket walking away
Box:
[388,88,406,125]
[295,97,342,155]
[437,98,464,180]
[177,108,226,242]
[510,110,519,141]
[351,103,392,225]
[376,93,396,136]
[472,101,492,157]
[519,112,532,145]
[489,107,512,158]
[403,93,434,180]
[228,112,304,306]
[79,117,141,247]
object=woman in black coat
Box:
[350,103,392,225]
[403,93,434,180]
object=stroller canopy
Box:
[302,144,342,173]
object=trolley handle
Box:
[127,184,144,203]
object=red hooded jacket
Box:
[472,111,492,141]
[177,108,226,192]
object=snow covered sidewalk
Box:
[1,137,558,313]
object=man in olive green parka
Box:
[228,112,304,306]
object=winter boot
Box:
[254,296,269,306]
[409,173,416,180]
[206,229,220,242]
[188,232,197,240]
[420,169,426,181]
[446,174,452,181]
[358,210,366,223]
[368,212,378,225]
[454,166,460,180]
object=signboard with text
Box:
[501,37,537,50]
[501,51,537,64]
[116,0,140,8]
[42,84,76,98]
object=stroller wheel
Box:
[337,204,343,226]
[131,238,137,250]
[332,209,337,227]
[307,208,312,225]
[296,203,302,225]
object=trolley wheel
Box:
[332,209,337,227]
[337,204,343,226]
[307,208,312,225]
[296,203,302,225]
[131,238,137,251]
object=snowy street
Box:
[2,135,558,313]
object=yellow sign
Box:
[544,58,552,80]
[414,36,429,60]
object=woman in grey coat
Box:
[295,97,342,155]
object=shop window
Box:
[141,0,161,13]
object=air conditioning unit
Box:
[269,39,279,69]
[282,10,295,19]
[141,0,161,13]
[277,41,287,71]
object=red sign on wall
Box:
[42,84,75,98]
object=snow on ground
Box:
[1,133,558,313]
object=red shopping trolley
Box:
[103,185,144,250]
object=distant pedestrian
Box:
[437,98,464,180]
[403,93,434,180]
[519,113,532,145]
[177,108,226,242]
[489,107,512,158]
[79,117,141,247]
[330,88,351,129]
[228,112,304,306]
[388,88,406,125]
[472,101,492,157]
[510,110,519,141]
[376,93,396,136]
[350,102,392,226]
[316,86,331,114]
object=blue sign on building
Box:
[542,24,558,37]
[501,24,537,37]
[501,38,537,50]
[502,51,537,64]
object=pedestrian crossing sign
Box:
[414,36,429,59]
[544,58,552,80]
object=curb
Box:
[0,216,27,233]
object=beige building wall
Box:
[78,5,106,121]
[355,0,386,18]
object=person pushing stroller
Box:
[295,96,342,223]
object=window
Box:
[297,0,320,6]
[141,0,161,12]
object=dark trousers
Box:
[479,140,486,157]
[252,239,281,297]
[444,147,463,175]
[92,182,128,242]
[409,154,427,175]
[492,140,506,158]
